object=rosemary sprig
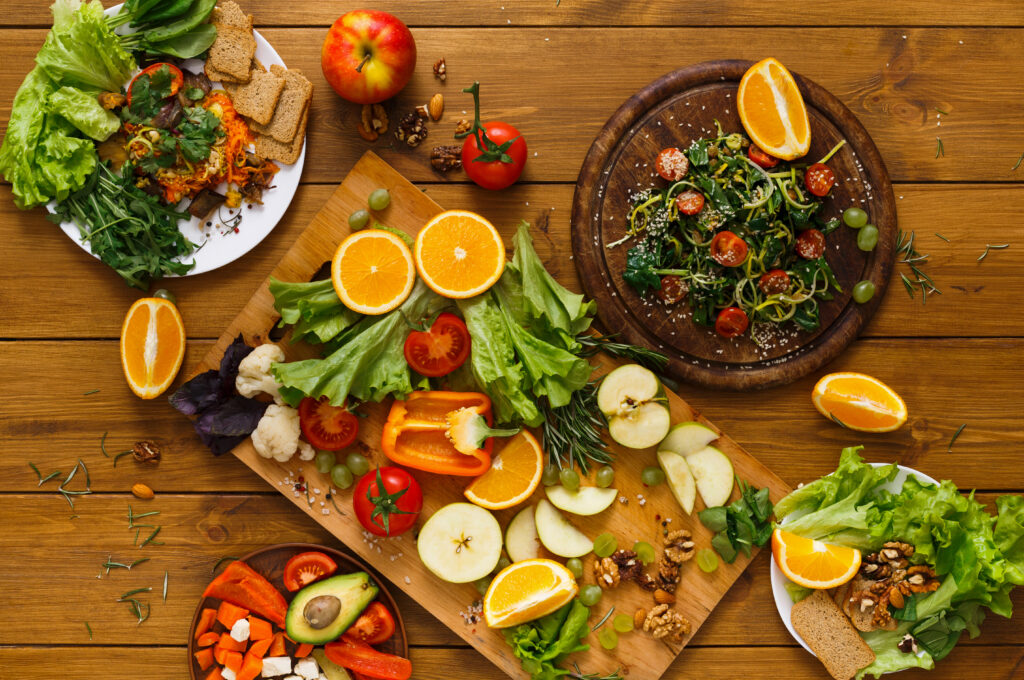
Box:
[83,389,100,396]
[30,462,63,487]
[575,333,669,372]
[569,664,624,680]
[590,606,615,632]
[977,243,1009,262]
[935,137,944,158]
[140,526,163,548]
[113,450,133,466]
[935,233,949,243]
[934,107,950,116]
[212,556,238,574]
[100,431,110,457]
[948,423,967,452]
[896,230,940,303]
[120,587,152,598]
[85,621,93,639]
[127,505,160,528]
[1013,152,1024,172]
[29,462,42,482]
[328,493,346,517]
[119,596,151,624]
[58,459,92,509]
[540,382,614,473]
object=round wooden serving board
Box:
[571,60,897,390]
[187,543,408,679]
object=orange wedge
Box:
[120,297,186,399]
[331,229,416,315]
[812,372,908,433]
[483,558,578,628]
[737,57,811,161]
[414,210,506,298]
[772,528,861,589]
[464,431,544,510]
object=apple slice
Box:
[534,499,593,558]
[685,445,735,508]
[597,364,671,449]
[660,421,718,456]
[657,450,696,514]
[545,485,618,516]
[505,505,542,562]
[417,502,503,583]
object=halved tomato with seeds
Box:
[282,551,338,592]
[298,397,360,451]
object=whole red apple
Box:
[321,10,417,105]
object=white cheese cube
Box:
[229,617,251,642]
[261,657,293,677]
[221,668,237,680]
[294,657,319,680]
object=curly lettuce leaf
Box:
[268,277,362,345]
[36,0,135,92]
[48,86,119,141]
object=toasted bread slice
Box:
[205,61,245,84]
[791,589,875,680]
[250,66,313,143]
[208,26,256,81]
[255,105,307,165]
[225,69,285,125]
[211,1,252,30]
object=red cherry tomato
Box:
[747,144,779,169]
[345,602,397,645]
[282,551,338,592]
[403,313,471,377]
[655,275,686,304]
[354,467,422,537]
[758,269,791,296]
[462,121,528,190]
[715,307,750,338]
[298,397,359,451]
[709,231,749,267]
[796,228,827,260]
[126,63,183,106]
[674,190,705,216]
[804,163,836,197]
[655,148,690,182]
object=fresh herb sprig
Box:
[948,423,967,452]
[569,666,625,680]
[540,383,614,473]
[977,243,1009,262]
[575,333,669,372]
[896,230,941,303]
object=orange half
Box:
[772,528,861,589]
[812,372,908,433]
[120,298,186,399]
[414,210,506,298]
[464,431,544,510]
[331,229,416,315]
[737,57,811,160]
[483,558,578,628]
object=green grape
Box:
[593,532,617,558]
[852,280,876,304]
[314,451,336,474]
[330,464,354,489]
[633,541,656,565]
[565,558,584,579]
[541,464,560,487]
[842,207,868,228]
[857,224,879,251]
[348,209,370,230]
[559,468,580,492]
[612,614,634,633]
[345,452,370,477]
[598,627,618,650]
[579,584,602,607]
[493,555,511,573]
[368,188,391,211]
[474,576,492,595]
[641,466,665,486]
[151,288,177,305]
[696,548,719,573]
[595,466,615,488]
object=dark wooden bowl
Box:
[187,543,409,679]
[571,60,897,390]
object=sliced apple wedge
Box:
[597,365,672,449]
[545,485,618,516]
[505,505,542,563]
[657,450,696,514]
[417,502,503,583]
[685,445,735,508]
[660,421,718,456]
[534,499,593,558]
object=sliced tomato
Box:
[655,148,689,182]
[655,275,686,304]
[282,551,338,592]
[795,229,826,260]
[345,602,396,645]
[709,231,749,267]
[715,307,749,338]
[298,397,359,451]
[674,190,705,216]
[126,63,183,106]
[403,312,471,378]
[747,144,779,169]
[324,635,412,680]
[804,163,836,197]
[758,269,791,295]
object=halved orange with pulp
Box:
[414,210,506,299]
[772,528,861,589]
[737,57,811,160]
[331,229,416,315]
[120,298,186,399]
[812,372,908,433]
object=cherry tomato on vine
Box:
[715,307,750,338]
[403,313,471,377]
[458,82,527,190]
[345,602,397,645]
[709,231,749,267]
[804,163,836,197]
[655,275,686,304]
[747,144,779,169]
[674,190,705,216]
[795,228,826,260]
[282,551,338,592]
[126,63,183,106]
[655,148,690,182]
[758,269,791,296]
[354,467,422,537]
[298,397,359,451]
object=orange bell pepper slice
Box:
[381,391,494,476]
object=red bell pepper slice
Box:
[203,561,288,627]
[324,635,412,680]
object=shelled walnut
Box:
[643,604,691,641]
[610,549,643,582]
[592,557,620,589]
[664,530,696,564]
[433,57,447,81]
[132,440,161,464]
[454,118,472,136]
[656,559,680,593]
[395,112,427,147]
[430,145,462,172]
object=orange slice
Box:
[464,431,544,510]
[483,558,578,628]
[737,57,811,161]
[120,298,186,400]
[414,210,506,298]
[812,372,908,433]
[331,229,416,315]
[772,528,861,589]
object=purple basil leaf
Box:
[168,370,222,415]
[219,334,254,383]
[196,395,268,437]
[196,431,250,456]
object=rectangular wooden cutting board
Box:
[194,151,792,679]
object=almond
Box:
[654,588,676,605]
[131,483,154,499]
[634,608,647,629]
[428,93,444,121]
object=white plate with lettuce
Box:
[769,447,1024,678]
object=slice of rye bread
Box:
[255,105,308,165]
[249,66,313,143]
[791,589,876,680]
[224,69,285,125]
[211,1,252,30]
[207,25,256,81]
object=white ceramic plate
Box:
[48,6,305,277]
[769,463,940,656]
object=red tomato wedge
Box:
[715,307,750,338]
[796,228,826,259]
[674,190,705,216]
[655,147,689,181]
[126,63,183,106]
[758,269,791,295]
[403,312,471,377]
[324,635,412,680]
[804,163,836,197]
[710,231,749,267]
[345,602,396,645]
[282,551,338,592]
[298,397,359,451]
[747,144,779,169]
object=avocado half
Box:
[285,572,379,644]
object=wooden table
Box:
[2,2,1023,678]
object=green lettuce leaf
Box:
[48,86,119,141]
[36,0,135,92]
[0,67,61,208]
[268,277,362,346]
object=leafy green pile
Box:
[268,278,362,346]
[110,0,218,59]
[502,599,591,679]
[775,447,1024,677]
[698,478,773,563]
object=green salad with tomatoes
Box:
[614,125,848,340]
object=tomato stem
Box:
[455,81,520,164]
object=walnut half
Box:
[643,604,691,641]
[592,557,620,589]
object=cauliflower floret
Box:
[236,343,285,404]
[251,404,306,462]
